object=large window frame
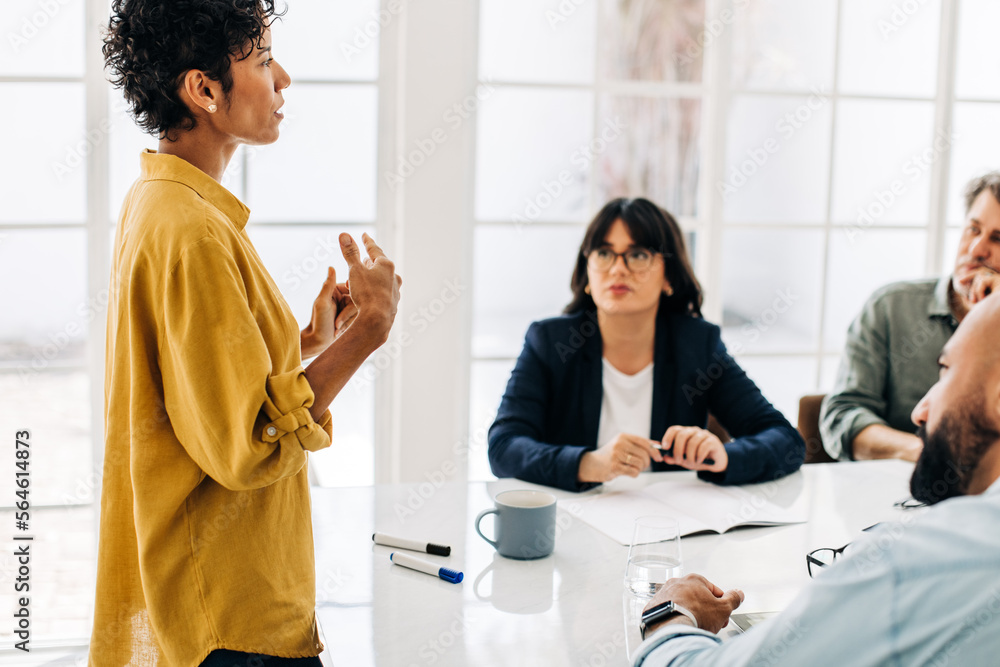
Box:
[0,0,981,493]
[466,0,970,478]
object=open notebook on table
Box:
[565,478,806,545]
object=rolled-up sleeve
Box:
[261,368,333,452]
[820,298,890,460]
[158,236,332,491]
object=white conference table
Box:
[310,460,917,667]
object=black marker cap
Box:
[427,543,451,557]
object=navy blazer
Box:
[487,308,805,491]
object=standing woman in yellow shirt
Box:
[92,2,400,665]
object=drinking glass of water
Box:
[624,516,682,598]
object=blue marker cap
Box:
[389,551,464,584]
[438,567,464,584]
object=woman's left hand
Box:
[301,266,359,358]
[660,425,728,473]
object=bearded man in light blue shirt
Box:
[633,293,1000,667]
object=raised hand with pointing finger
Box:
[338,232,402,345]
[302,232,402,421]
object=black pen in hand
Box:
[651,441,716,467]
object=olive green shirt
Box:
[820,278,958,460]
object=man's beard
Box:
[911,409,1000,505]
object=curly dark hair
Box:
[564,197,703,317]
[103,0,283,138]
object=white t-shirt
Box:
[596,358,654,459]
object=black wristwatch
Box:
[639,600,699,639]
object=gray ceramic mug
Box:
[475,489,558,560]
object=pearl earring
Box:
[207,104,217,113]
[665,285,674,296]
[584,285,591,295]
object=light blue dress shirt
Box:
[633,478,1000,666]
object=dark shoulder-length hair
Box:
[103,0,283,139]
[564,197,703,317]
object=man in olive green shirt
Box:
[821,173,1000,461]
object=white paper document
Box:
[566,478,807,545]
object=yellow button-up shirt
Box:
[89,151,332,666]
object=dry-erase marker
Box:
[390,552,464,584]
[373,532,452,556]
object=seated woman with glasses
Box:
[488,197,804,491]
